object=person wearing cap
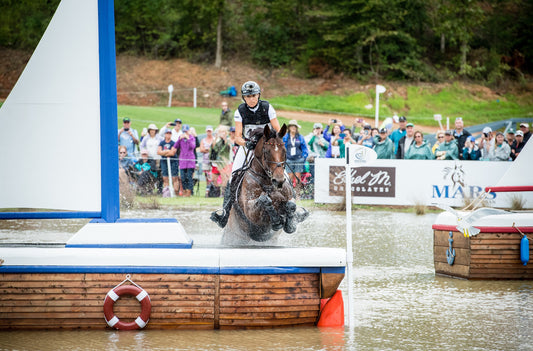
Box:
[389,116,407,156]
[140,123,163,161]
[479,126,494,160]
[211,80,281,228]
[305,122,329,182]
[395,122,415,159]
[199,125,215,196]
[219,101,233,127]
[158,128,179,195]
[463,135,481,160]
[118,117,140,159]
[283,120,309,192]
[520,123,531,142]
[373,128,394,159]
[405,131,434,160]
[489,132,511,161]
[511,130,526,160]
[435,130,458,160]
[453,117,471,160]
[173,124,197,197]
[160,118,183,142]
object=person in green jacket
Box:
[435,130,459,160]
[373,128,394,159]
[333,129,357,158]
[405,131,434,160]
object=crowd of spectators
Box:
[118,105,531,197]
[118,102,238,197]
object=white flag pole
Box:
[345,143,355,327]
[345,144,378,327]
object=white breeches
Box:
[230,146,254,180]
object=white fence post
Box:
[193,87,197,108]
[167,84,173,107]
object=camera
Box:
[364,130,369,135]
[357,118,364,123]
[339,133,346,138]
[332,119,337,123]
[124,127,129,132]
[483,133,488,138]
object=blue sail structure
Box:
[0,0,119,222]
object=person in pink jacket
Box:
[173,124,197,197]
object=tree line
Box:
[1,0,531,84]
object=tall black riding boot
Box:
[210,185,233,228]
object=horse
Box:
[221,124,308,246]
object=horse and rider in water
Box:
[210,81,308,245]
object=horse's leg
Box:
[257,194,283,231]
[283,200,310,233]
[283,201,297,233]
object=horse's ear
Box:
[278,124,287,138]
[263,124,271,139]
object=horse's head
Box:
[254,124,287,188]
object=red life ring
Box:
[103,285,151,330]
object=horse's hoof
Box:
[284,223,297,234]
[295,207,309,223]
[285,201,297,214]
[258,194,272,206]
[272,222,284,231]
[210,210,228,228]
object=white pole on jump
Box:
[193,87,197,108]
[167,157,175,198]
[345,144,355,327]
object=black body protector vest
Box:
[238,100,272,140]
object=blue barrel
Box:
[520,235,529,266]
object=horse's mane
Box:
[249,128,264,141]
[250,124,287,143]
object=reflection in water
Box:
[0,208,532,350]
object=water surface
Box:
[0,208,532,350]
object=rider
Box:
[210,81,281,228]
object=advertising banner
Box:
[315,158,532,208]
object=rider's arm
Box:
[269,118,281,133]
[235,121,245,146]
[268,104,280,132]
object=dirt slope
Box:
[1,48,527,134]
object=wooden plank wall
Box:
[434,230,470,279]
[470,233,533,280]
[218,273,320,329]
[0,272,322,330]
[434,230,533,280]
[0,273,216,330]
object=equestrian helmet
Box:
[241,81,261,97]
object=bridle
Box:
[252,139,286,182]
